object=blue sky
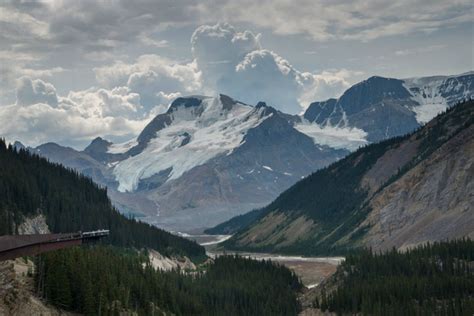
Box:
[0,0,472,147]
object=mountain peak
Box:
[167,96,206,113]
[219,94,239,110]
[254,101,279,118]
[82,137,115,162]
[12,141,25,151]
[84,137,111,152]
[256,101,267,108]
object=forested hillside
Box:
[204,207,265,235]
[36,246,302,315]
[319,239,474,315]
[0,140,205,259]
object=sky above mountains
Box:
[0,0,472,148]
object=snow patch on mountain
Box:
[404,73,473,124]
[403,78,449,124]
[410,102,448,124]
[262,165,273,171]
[113,97,270,192]
[294,120,368,151]
[107,139,139,154]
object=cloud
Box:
[298,69,361,108]
[224,49,303,112]
[0,102,146,148]
[0,4,50,42]
[191,23,351,113]
[94,54,201,110]
[202,0,472,41]
[191,23,261,90]
[65,86,142,118]
[16,77,58,107]
[394,44,446,56]
[0,77,153,148]
[3,0,469,57]
[0,50,64,102]
[139,34,168,48]
[1,0,199,56]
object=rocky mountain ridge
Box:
[303,72,473,142]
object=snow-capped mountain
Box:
[303,72,473,142]
[34,94,345,231]
[113,96,273,192]
[30,72,473,232]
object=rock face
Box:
[223,99,474,254]
[147,249,196,271]
[17,214,50,235]
[0,259,75,316]
[362,125,474,251]
[304,72,474,142]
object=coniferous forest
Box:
[36,246,302,315]
[0,139,204,259]
[318,239,474,315]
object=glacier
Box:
[113,96,270,192]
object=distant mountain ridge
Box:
[28,72,474,232]
[221,99,474,255]
[303,72,474,142]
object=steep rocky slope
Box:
[0,259,77,316]
[223,99,474,254]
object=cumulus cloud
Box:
[191,23,350,113]
[191,23,261,90]
[65,87,142,118]
[94,55,201,110]
[224,49,302,113]
[0,50,64,103]
[0,77,152,148]
[298,70,361,107]
[16,77,58,107]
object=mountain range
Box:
[27,72,473,232]
[220,99,474,254]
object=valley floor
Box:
[208,250,343,288]
[186,232,343,288]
